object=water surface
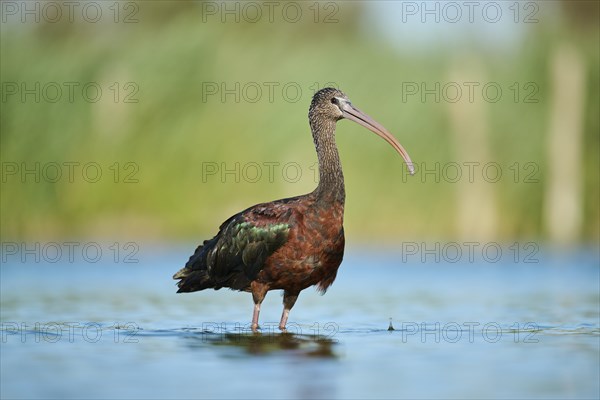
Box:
[1,244,598,399]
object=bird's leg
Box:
[251,303,261,332]
[250,282,268,332]
[279,291,299,331]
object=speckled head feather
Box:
[308,87,349,129]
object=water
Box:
[1,244,599,399]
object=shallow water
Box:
[1,244,599,399]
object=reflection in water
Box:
[183,331,338,358]
[179,331,340,399]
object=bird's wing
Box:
[212,209,292,279]
[182,199,297,290]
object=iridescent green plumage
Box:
[173,210,290,292]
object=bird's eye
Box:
[331,98,338,105]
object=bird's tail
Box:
[173,240,217,293]
[173,267,214,293]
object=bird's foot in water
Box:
[278,308,290,332]
[251,324,260,333]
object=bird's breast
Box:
[258,202,345,291]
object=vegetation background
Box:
[1,1,598,246]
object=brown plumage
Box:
[173,87,414,331]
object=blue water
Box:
[1,244,599,399]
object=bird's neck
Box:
[312,120,345,204]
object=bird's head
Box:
[309,87,414,175]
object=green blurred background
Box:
[1,0,598,244]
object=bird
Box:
[173,87,414,332]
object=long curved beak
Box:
[341,104,415,175]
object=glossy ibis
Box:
[173,87,414,331]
